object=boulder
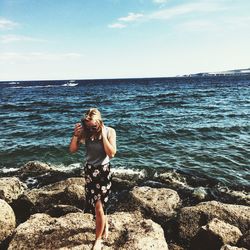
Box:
[238,230,250,249]
[46,204,83,217]
[0,177,27,203]
[111,168,147,190]
[108,211,169,249]
[12,177,85,221]
[16,161,68,188]
[8,212,95,250]
[178,201,250,242]
[157,171,191,190]
[130,186,180,221]
[190,218,243,250]
[168,243,185,250]
[220,245,247,250]
[0,199,16,243]
[8,211,169,250]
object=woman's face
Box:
[84,119,99,132]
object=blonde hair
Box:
[84,108,102,122]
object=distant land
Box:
[1,68,250,84]
[179,68,250,77]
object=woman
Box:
[69,108,117,250]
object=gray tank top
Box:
[85,126,110,166]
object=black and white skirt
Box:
[84,162,112,217]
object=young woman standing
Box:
[69,108,117,250]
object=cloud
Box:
[118,12,144,22]
[0,34,46,43]
[153,0,167,4]
[108,12,143,29]
[108,23,126,29]
[0,52,83,62]
[109,2,223,29]
[149,2,223,20]
[0,18,19,30]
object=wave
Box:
[10,85,62,89]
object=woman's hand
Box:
[101,123,108,139]
[74,123,83,138]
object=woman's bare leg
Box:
[102,215,109,239]
[93,200,105,250]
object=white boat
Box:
[62,80,78,87]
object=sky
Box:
[0,0,250,81]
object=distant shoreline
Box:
[1,71,250,84]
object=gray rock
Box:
[108,210,169,249]
[168,243,185,250]
[238,230,250,249]
[0,199,16,243]
[157,171,191,190]
[130,186,180,220]
[8,211,169,250]
[8,212,95,250]
[13,177,85,221]
[46,204,83,217]
[220,245,247,250]
[190,218,243,250]
[17,161,59,178]
[178,201,250,242]
[0,177,27,203]
[111,168,147,190]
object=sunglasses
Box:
[81,120,98,131]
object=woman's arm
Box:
[69,123,84,153]
[102,126,117,158]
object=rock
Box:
[16,161,69,188]
[8,212,95,250]
[0,177,27,203]
[157,171,191,190]
[238,230,250,249]
[190,218,243,250]
[111,168,147,190]
[108,211,169,249]
[178,201,250,242]
[130,186,180,221]
[12,177,85,222]
[0,199,16,243]
[17,161,58,177]
[220,245,248,250]
[192,187,208,201]
[168,243,185,250]
[46,205,83,217]
[8,211,169,250]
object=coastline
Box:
[0,161,249,250]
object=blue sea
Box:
[0,76,249,190]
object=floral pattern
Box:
[84,163,112,217]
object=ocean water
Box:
[0,76,249,190]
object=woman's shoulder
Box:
[106,126,116,136]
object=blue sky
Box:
[0,0,250,80]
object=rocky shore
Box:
[0,161,249,250]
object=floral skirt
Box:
[84,162,112,217]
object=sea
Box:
[0,76,249,191]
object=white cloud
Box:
[108,12,143,29]
[0,52,83,62]
[109,2,223,29]
[0,34,46,43]
[118,12,144,22]
[153,0,167,4]
[149,2,223,20]
[0,18,19,30]
[108,23,126,29]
